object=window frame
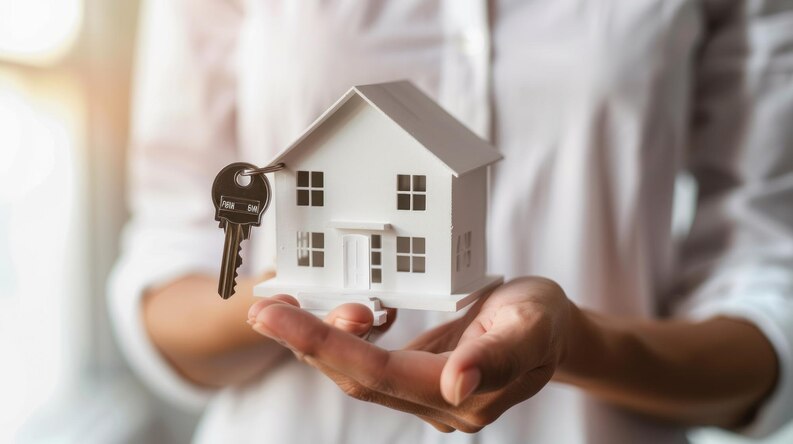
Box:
[456,231,472,272]
[296,170,324,207]
[396,236,426,273]
[370,234,382,284]
[297,231,325,267]
[396,174,426,211]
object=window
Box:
[371,234,382,284]
[0,0,83,65]
[297,171,324,206]
[297,232,324,267]
[396,236,425,273]
[397,174,426,211]
[456,231,472,272]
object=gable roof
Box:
[266,81,502,177]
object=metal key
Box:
[211,162,271,299]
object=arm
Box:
[109,0,286,401]
[143,273,291,387]
[556,309,777,428]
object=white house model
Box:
[254,81,503,325]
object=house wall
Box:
[273,95,454,295]
[451,167,488,292]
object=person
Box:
[109,1,793,443]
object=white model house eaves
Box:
[266,80,503,177]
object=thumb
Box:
[440,321,547,406]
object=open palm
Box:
[249,277,573,433]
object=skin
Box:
[247,277,778,433]
[141,273,394,387]
[142,273,288,387]
[143,274,778,433]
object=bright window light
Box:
[0,0,84,65]
[0,84,85,442]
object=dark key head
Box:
[212,162,271,227]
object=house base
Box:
[253,275,504,326]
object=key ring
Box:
[240,163,286,176]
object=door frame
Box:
[342,234,371,290]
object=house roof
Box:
[266,81,503,177]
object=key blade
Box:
[218,223,244,299]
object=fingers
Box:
[247,294,299,324]
[325,303,374,337]
[440,310,551,405]
[254,302,456,404]
[303,355,474,432]
[250,298,395,340]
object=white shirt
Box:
[109,1,793,443]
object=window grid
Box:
[297,171,324,206]
[456,231,472,272]
[396,174,426,211]
[396,236,426,273]
[371,234,382,284]
[297,231,324,267]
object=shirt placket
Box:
[439,0,492,142]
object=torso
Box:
[202,1,705,442]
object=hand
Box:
[248,277,575,433]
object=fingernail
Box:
[334,318,369,334]
[453,367,481,406]
[248,303,265,322]
[251,322,276,338]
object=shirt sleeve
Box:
[107,0,243,411]
[672,0,793,437]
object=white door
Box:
[343,234,370,289]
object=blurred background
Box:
[0,1,791,443]
[0,1,197,442]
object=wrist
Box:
[554,304,611,384]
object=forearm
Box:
[143,273,289,387]
[555,306,779,428]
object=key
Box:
[212,162,271,299]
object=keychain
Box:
[211,162,284,299]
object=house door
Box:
[343,234,370,290]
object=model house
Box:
[254,81,503,324]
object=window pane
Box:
[396,236,410,253]
[465,251,471,267]
[396,255,410,272]
[397,174,411,191]
[311,171,323,188]
[297,231,309,248]
[456,235,462,253]
[311,190,324,206]
[413,175,426,192]
[371,234,381,249]
[312,232,324,249]
[371,251,381,266]
[312,251,324,267]
[412,237,425,254]
[371,268,382,283]
[412,256,425,273]
[297,250,310,266]
[397,193,410,210]
[465,231,471,246]
[297,189,309,206]
[413,194,425,211]
[297,170,309,187]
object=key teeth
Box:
[218,223,246,300]
[231,241,242,297]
